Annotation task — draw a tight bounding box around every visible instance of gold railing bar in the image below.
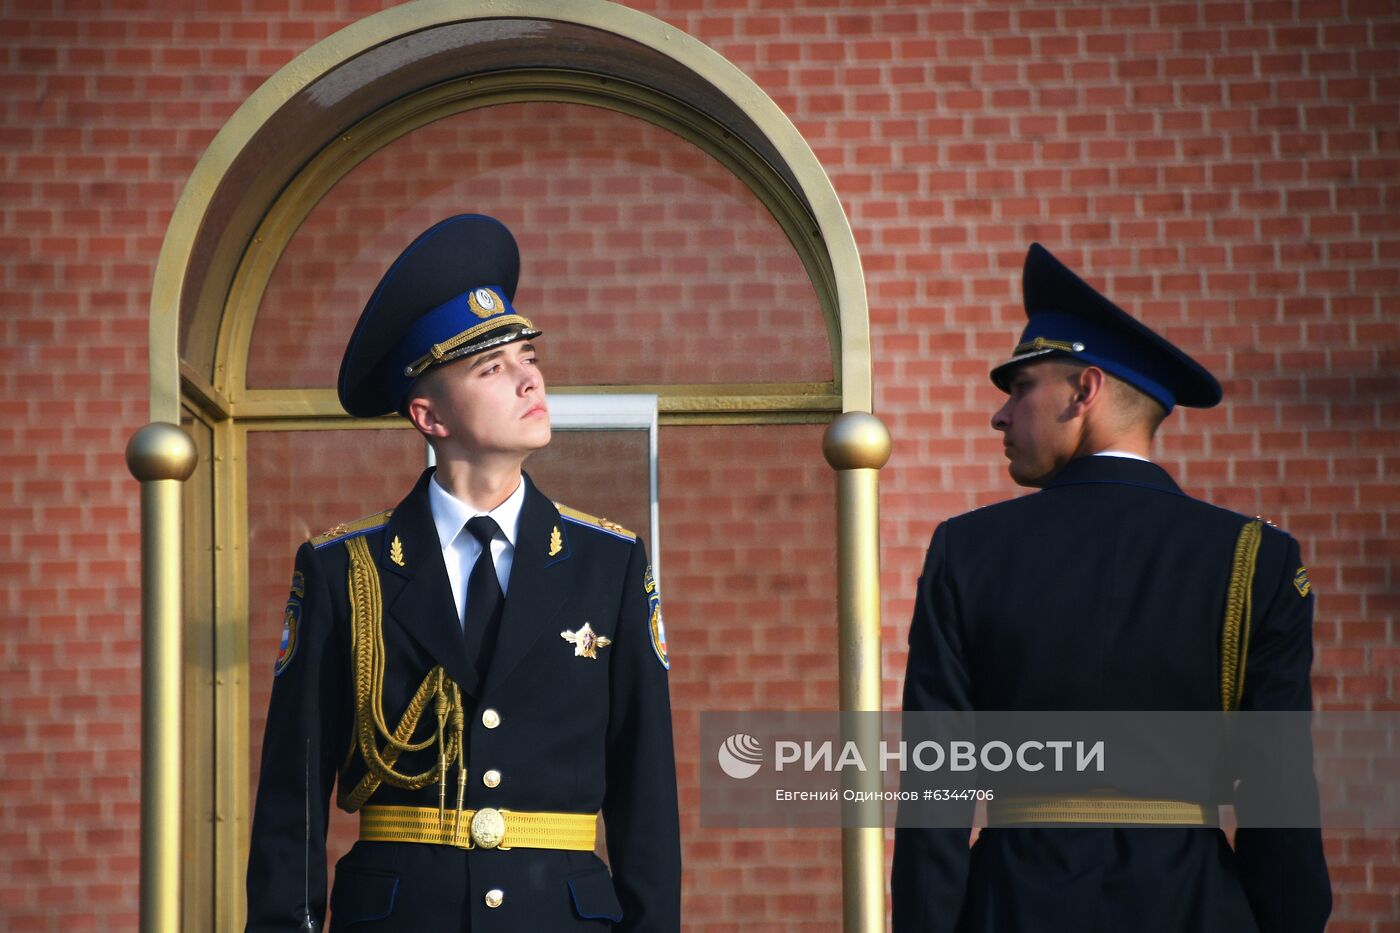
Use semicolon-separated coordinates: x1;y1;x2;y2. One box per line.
126;423;199;933
822;412;891;933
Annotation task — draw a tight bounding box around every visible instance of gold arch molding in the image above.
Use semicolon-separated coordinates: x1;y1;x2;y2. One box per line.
145;2;881;930
154;0;873;425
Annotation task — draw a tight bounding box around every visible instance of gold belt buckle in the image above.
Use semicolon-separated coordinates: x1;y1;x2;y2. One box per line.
470;807;509;849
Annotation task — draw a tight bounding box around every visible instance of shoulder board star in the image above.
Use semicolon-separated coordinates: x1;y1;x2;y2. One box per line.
311;509;394;548
555;503;636;542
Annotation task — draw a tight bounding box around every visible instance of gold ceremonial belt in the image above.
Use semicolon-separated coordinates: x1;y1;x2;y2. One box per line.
359;804;598;851
987;795;1218;827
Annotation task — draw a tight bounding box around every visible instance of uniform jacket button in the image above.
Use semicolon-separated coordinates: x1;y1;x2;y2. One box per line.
484;888;504;908
481;708;501;729
483;769;501;788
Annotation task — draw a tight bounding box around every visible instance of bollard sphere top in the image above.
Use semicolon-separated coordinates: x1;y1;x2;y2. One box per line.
126;422;198;482
822;411;891;471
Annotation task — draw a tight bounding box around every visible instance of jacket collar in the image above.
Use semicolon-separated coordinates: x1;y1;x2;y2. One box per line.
426;470;527;552
483;472;575;694
374;469;575;699
378;469;479;697
1043;454;1185;497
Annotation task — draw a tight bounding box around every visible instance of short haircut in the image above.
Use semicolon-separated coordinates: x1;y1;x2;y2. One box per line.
1104;371;1168;436
1053;360;1169;437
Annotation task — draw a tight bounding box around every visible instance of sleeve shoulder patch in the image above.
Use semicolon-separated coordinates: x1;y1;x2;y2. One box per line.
644;564;670;670
310;509;393;548
1293;566;1312;598
274;570;306;677
554;503;636;542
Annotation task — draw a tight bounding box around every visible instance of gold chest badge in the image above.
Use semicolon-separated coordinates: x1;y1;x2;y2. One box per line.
561;622;611;659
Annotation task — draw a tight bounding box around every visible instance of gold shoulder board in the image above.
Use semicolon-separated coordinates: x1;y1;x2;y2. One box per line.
555;504;636;542
310;509;394;548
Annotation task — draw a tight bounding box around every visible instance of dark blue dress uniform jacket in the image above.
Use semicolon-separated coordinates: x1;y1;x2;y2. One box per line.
891;455;1330;933
246;470;681;931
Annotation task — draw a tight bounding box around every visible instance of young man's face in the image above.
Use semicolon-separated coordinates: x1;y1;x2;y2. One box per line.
990;360;1082;487
418;340;551;463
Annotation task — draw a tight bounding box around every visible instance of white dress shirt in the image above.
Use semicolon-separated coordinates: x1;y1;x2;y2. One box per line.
1093;449;1151;462
428;472;525;629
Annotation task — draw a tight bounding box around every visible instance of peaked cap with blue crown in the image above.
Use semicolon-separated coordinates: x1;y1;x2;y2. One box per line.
338;214;541;418
990;244;1222;413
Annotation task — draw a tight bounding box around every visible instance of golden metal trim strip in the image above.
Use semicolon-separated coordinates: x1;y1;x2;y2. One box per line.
180;360;232;421
211;418;249;926
233;411;836;432
229;384;842;423
176;410;216;932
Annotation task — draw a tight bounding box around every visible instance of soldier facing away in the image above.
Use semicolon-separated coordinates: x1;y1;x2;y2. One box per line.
891;244;1330;933
246;215;681;931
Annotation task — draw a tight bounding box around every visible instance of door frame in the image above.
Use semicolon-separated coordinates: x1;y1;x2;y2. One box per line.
145;3;880;928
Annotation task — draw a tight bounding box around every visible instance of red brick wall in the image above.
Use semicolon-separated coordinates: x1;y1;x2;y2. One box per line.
2;1;1396;929
247;102;830;389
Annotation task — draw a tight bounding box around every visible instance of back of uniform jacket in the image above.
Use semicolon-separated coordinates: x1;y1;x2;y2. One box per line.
891;455;1330;933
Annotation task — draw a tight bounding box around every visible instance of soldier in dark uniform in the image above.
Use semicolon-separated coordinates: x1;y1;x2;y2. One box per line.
891;244;1330;932
246;215;681;931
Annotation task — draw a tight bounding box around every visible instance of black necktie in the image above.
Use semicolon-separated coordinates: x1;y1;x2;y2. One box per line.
463;515;505;683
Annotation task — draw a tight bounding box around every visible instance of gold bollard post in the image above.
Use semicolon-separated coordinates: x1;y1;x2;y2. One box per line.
126;422;198;933
822;412;892;933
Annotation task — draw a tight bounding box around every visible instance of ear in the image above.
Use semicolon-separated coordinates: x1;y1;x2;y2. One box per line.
1067;366;1107;416
405;390;447;439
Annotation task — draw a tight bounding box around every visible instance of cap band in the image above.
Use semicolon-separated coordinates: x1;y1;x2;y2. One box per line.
1013;336;1085;356
994;309;1178;412
382;284;541;411
403;314;537;378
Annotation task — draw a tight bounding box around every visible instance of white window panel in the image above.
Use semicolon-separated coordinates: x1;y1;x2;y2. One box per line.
427;393;662;587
